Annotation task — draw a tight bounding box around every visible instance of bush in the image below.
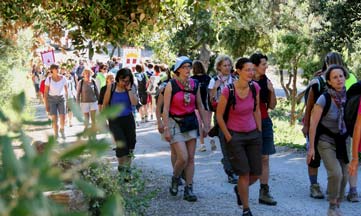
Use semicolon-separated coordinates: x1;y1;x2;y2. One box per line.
81;162;157;216
270;98;305;149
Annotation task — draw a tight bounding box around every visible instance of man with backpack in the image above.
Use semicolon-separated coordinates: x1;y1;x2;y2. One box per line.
250;53;277;206
134;64;149;123
302;69;327;199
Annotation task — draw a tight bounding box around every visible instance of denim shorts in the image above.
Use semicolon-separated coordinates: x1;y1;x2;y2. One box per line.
48;95;66;115
261;117;276;155
225;129;263;176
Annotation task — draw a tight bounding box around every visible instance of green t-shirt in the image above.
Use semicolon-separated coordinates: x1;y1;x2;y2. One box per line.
96;73;106;89
345;73;358;90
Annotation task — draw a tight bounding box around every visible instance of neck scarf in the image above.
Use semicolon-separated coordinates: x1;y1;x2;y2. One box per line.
176;77;192;106
327;87;347;134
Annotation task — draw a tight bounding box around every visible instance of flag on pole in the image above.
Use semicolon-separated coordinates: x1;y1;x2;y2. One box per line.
40;50;56;67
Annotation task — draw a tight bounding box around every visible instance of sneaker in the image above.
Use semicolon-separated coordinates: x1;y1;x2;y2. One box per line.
210;139;217;151
234;185;242;206
227;173;238;184
259;185;277;206
310;183;325;199
169;176;180;196
346;192;359;202
242;209;253;216
198;144;206;152
183;184;197;202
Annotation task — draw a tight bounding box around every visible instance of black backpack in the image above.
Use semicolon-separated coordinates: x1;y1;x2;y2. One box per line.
304;76;327;104
136;73;147;93
208;81;256;137
344;81;361;137
207;75;236;112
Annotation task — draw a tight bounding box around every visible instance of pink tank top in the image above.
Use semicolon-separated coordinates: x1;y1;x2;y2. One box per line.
169;79;197;116
222;82;260;132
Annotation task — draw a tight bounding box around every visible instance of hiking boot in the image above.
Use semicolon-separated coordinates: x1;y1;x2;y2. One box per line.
234;185;242;206
210;139;217;151
327;205;341;216
242;209;253;216
59;128;65;139
183;184;197;202
198;144;206;152
310;183;325;199
227;173;238;184
169;176;180;196
346;192;359;202
259;185;277;206
178;177;183;186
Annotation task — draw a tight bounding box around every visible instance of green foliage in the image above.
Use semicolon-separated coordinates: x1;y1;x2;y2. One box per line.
270;98;305;148
0;91;130;215
81;162;156;216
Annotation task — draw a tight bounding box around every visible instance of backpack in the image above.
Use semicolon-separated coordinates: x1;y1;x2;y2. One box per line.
207;75;236;112
79;79;99;100
344;81;361;137
136;73;147;93
208;81;257;137
170;78;199;99
304;76;327;104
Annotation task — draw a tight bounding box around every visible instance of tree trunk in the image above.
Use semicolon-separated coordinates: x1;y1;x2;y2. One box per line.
279;69;290;98
199;43;211;71
109;45;116;58
290;65;298;125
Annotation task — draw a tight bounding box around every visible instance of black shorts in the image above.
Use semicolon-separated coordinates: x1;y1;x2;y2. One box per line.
139;93;148;105
108;114;136;158
225;129;263;176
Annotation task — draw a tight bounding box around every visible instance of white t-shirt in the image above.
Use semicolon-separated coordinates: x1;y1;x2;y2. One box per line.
45;76;67;96
208;75;234;101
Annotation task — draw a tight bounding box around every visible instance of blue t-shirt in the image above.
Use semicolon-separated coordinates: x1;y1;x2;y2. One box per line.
110;91;133;117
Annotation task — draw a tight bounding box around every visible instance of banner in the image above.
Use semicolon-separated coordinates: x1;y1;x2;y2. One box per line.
122;47;141;72
40;50;55;67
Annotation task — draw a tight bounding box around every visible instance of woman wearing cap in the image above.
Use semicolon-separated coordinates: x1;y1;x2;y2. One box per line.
44;64;68;139
162;56;209;202
76;68;99;136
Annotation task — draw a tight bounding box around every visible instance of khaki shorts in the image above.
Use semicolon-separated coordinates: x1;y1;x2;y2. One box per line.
168;117;197;144
80;101;98;113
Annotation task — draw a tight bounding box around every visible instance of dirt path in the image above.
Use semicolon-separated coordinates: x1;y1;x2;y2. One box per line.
25;101;361;216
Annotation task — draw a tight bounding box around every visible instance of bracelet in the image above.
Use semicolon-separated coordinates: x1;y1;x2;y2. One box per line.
163;126;169;130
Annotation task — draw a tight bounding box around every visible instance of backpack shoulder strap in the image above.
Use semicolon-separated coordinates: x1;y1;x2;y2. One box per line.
321;92;331;117
223;83;235;123
170;79;181;98
249;81;257;112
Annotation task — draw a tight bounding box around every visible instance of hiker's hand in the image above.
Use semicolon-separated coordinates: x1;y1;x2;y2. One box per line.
267;79;274;92
349;159;359;176
158;122;164;133
301;125;309;137
164;128;171;142
225;134;232;143
307;148;315;165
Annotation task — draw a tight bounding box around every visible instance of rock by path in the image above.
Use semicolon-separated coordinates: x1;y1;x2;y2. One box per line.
25;101;361;216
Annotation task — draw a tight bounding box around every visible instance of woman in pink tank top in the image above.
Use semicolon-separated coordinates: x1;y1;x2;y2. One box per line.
216;57;262;216
162;56;209;202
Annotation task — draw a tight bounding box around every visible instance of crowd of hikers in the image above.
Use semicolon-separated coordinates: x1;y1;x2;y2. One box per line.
29;51;361;216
